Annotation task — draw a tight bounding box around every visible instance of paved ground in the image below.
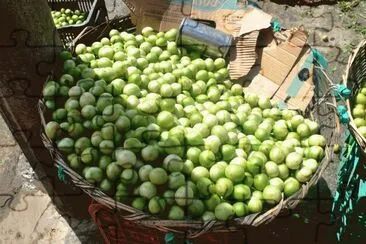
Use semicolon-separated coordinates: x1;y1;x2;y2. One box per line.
0;0;365;243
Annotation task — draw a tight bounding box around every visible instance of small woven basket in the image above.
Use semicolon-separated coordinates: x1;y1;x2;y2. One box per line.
38;15;339;239
344;40;366;152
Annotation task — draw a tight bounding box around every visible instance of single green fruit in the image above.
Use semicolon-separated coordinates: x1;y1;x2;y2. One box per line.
215;202;234;221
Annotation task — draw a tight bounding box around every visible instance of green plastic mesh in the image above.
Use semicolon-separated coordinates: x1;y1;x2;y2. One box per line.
332;130;366;241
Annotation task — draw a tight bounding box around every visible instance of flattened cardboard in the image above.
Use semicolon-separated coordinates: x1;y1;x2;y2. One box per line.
261;29;308;85
245;73;280;98
246;27;314;111
228;31;259;80
273;47;315;110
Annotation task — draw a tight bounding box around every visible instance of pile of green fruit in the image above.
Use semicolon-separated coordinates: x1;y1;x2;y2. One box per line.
43;26;326;221
352;85;366;137
51;8;86;28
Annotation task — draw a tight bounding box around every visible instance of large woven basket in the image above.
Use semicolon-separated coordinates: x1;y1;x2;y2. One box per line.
38;15;339;238
344;40;366;152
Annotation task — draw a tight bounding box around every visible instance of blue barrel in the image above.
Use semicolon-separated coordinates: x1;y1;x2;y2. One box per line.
176;18;233;58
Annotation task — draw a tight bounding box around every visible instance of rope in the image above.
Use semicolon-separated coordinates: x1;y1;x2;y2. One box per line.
57;165;67;183
165;232;175;244
333;84;351;101
337;105;351;125
312;48;328;69
271;21;281;33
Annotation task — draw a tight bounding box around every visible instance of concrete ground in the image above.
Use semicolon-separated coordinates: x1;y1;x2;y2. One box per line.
0;0;365;243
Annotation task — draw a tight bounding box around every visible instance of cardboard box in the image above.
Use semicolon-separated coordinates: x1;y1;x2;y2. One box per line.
122;0;316;111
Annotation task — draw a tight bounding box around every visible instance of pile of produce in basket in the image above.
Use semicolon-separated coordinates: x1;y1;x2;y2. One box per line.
42;26;326;221
351;86;366;136
51;8;87;28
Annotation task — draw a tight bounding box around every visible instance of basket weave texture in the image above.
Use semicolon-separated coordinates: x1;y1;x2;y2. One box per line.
345;40;366;151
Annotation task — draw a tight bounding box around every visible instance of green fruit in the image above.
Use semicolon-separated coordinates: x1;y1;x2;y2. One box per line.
247;197;263;213
233;202;248;217
139;181;157;199
68;154;83;170
191;166;209;182
295;167;313;183
253;173;269;191
308;134;326;147
132;197;146;211
215;178;233;198
163;154;184;172
188;199;205;218
81;147;99;164
45;121;61;140
285;152;303;170
84;167;103;183
204;194;221;212
243;172;254;187
199;150;216;168
297;123;311;138
202;211;216;222
163;190;176;205
114;116;130;133
138;165;153;182
149;168;168;185
197;177;214;196
99;140;114;154
269;147;285;164
284;178;300;197
215;202;234;221
269;177;284;191
263;185;282;204
141;145;159;162
233;184;251;201
168;172;186;190
96;93;114;113
175;185;194;206
168;205;185;220
278;164;290;180
115;149;137;168
74;137;91;155
157;111;176;130
148;196;165;214
100;179;114;194
302;158;318;173
57;137;74;154
79;92;96;108
356;93;366;105
120;168;138;185
209;164;226;182
123;138;144;153
225;164;245;183
98;155;112;170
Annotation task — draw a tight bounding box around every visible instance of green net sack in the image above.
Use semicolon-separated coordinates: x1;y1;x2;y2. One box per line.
332;130;366;242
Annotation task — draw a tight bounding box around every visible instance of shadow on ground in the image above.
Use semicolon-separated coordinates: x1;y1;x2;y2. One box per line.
258;0;337;7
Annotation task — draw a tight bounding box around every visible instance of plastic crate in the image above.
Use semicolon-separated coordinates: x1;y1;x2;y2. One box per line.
47;0;108;47
332;131;366;242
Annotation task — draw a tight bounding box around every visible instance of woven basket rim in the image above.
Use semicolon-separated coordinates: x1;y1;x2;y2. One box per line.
344;39;366;150
38;18;338;237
